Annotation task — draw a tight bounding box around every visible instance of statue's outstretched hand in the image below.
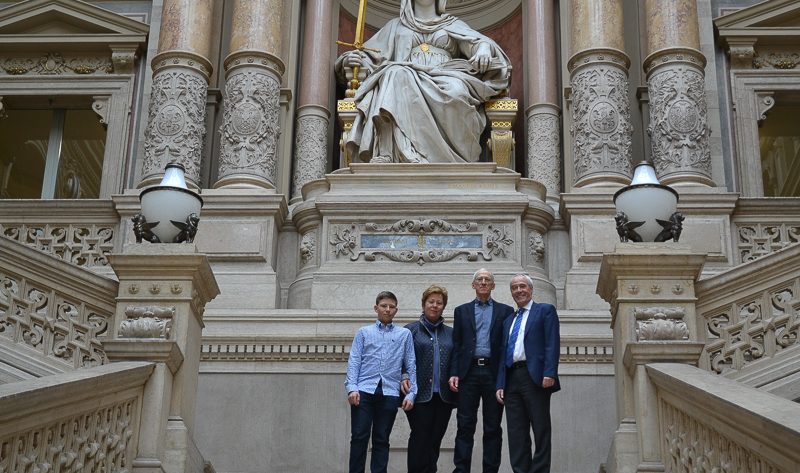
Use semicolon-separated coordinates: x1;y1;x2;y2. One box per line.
469;42;492;74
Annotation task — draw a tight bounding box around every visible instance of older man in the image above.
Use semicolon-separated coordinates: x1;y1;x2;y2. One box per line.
496;274;560;473
449;269;514;472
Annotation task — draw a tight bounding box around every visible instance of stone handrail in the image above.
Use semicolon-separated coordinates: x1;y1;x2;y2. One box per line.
0;200;120;271
0;236;117;376
647;363;800;473
0;361;154;472
696;243;800;374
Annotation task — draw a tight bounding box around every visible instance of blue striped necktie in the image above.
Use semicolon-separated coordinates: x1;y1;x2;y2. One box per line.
506;307;525;367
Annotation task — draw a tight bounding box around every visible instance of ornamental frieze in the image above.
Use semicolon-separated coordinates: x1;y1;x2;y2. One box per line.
0;52;113;75
328;219;515;265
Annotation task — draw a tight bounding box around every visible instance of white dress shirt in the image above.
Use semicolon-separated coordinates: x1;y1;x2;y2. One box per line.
510;301;534;363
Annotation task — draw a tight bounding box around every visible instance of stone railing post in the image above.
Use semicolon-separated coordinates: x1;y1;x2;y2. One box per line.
214;0;286;189
569;0;633;187
643;0;714;187
597;243;706;473
140;0;215;188
104;244;220;473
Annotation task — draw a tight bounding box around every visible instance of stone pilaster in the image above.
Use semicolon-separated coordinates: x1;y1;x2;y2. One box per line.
568;0;632;187
525;0;561;201
597;244;706;473
140;0;215;188
291;0;334;202
104;244;219;473
215;0;286;189
644;0;714;187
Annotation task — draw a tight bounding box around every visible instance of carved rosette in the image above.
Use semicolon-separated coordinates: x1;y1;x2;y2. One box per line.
645;48;713;185
142;52;211;185
568;49;633;186
216;52;285;188
292;111;329;199
526;107;561;196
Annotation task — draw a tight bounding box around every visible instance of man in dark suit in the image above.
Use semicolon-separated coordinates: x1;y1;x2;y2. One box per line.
449;269;514;472
496;273;560;473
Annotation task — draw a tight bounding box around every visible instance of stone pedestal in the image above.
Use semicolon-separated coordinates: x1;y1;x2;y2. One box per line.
105;244;219;473
597;244;706;473
289;164;556;310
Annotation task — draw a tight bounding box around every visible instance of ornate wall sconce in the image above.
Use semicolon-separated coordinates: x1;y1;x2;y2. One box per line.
133;163;203;243
613;161;684;243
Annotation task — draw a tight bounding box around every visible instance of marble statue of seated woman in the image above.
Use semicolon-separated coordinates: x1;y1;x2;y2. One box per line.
335;0;511;164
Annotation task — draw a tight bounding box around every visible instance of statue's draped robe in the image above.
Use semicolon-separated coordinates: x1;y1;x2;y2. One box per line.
337;13;510;163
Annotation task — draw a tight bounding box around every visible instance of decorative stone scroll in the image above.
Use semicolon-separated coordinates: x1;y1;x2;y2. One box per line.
292;112;329;199
0;52;113;75
526;105;561;197
633;306;689;341
0;272;109;368
0;223;114;268
736;223;800;263
119;305;175;339
141;52;212;186
568;49;633;186
216;51;285;188
645;48;712;185
329;219;515;265
661;400;784;473
753;50;800;70
0;397;138;472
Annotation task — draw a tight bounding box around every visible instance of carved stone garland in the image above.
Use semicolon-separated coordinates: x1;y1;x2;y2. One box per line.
568;49;633;186
216;51;285;188
142;52;212;186
645;48;712;185
292;112;330;199
526;105;561;197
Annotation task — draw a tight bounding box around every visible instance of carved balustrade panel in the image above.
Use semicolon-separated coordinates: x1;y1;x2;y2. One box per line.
0;270;110;369
735;223;800;263
0;397;138;473
0;223;115;268
700;277;799;374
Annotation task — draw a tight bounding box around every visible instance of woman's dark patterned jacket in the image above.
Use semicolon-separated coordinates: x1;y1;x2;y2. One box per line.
405;317;457;405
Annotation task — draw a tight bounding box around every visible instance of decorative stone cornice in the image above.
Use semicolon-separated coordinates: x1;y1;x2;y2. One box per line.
567;47;631;74
151;50;213;80
223;49;285;77
643;47;707;76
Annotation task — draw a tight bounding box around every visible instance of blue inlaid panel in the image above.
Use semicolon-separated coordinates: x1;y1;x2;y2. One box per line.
361;235;418;249
425;235;482;249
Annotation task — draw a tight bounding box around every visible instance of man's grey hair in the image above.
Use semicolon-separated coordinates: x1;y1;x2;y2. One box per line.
510;273;534;289
472;268;495;282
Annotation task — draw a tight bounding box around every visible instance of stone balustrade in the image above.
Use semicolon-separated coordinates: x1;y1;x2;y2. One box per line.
647;363;800;473
696;243;800;377
0;236;116;377
0;362;153;472
730;198;800;264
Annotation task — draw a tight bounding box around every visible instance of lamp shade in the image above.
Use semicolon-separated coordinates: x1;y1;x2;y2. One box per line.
139;164;203;243
613;161;678;242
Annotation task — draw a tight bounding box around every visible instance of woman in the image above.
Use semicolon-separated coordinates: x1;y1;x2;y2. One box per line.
402;284;457;472
336;0;511;163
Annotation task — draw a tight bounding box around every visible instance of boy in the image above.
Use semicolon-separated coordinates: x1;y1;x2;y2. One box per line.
345;291;417;473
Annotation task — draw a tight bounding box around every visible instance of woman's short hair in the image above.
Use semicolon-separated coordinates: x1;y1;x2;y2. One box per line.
421;284;448;307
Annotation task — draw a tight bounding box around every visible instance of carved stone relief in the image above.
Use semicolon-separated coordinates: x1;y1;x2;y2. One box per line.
142;69;208;183
633;306;689;341
736;223;800;263
528;231;545;264
526;112;561;196
329;219;515;265
292;114;329;198
119;305;175;339
300;232;316;268
646;52;711;179
0;397;138;472
0;272;108;368
753;50;800;70
0;52;113;75
0;223;114;268
218;68;281;186
569;52;633;183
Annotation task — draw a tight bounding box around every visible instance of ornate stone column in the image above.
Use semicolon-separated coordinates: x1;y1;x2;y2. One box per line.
141;0;215;188
214;0;285;189
644;0;714;187
568;0;632;187
291;0;333;203
525;0;561;202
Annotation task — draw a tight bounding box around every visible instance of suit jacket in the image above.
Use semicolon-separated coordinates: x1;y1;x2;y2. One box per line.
496;302;561;392
405;318;457;404
451;298;514;381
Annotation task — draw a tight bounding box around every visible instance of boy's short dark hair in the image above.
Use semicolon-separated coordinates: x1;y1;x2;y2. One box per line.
375;291;398;305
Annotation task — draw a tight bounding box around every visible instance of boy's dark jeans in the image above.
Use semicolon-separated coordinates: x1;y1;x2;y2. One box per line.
349;384;400;473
